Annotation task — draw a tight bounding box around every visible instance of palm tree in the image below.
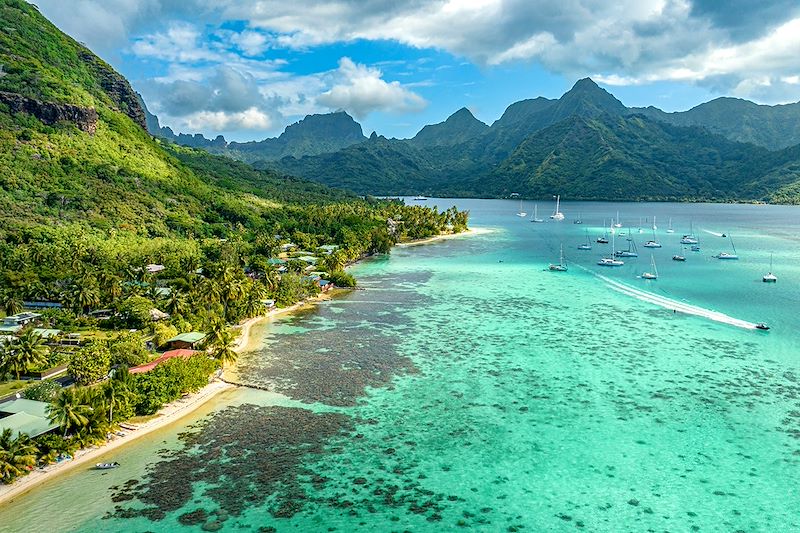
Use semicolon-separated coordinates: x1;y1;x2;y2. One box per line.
165;290;189;317
0;291;22;317
103;367;133;423
5;330;49;380
209;326;238;367
0;429;38;484
47;389;92;437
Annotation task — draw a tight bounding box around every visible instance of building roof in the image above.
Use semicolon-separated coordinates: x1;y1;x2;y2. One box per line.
0;398;52;418
146;263;166;273
32;328;61;339
0;411;58;438
129;349;198;374
166;332;207;344
267;258;286;265
0;324;22;334
297;255;318;263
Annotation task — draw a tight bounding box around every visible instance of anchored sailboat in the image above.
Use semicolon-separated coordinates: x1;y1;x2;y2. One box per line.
530;204;544;223
672;247;686;262
597;219;609;243
641;254;658;279
549;244;568;271
680;221;699;245
715;234;739;260
666;217;675;233
577;230;592;250
550;195;565;220
516;199;527;217
598;232;624;266
762;253;777;282
615;235;639;258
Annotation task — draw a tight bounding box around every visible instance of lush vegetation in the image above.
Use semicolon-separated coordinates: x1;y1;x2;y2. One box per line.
267;79;800;203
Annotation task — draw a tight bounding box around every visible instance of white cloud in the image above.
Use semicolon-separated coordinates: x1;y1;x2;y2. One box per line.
317;58;427;118
181;107;274;131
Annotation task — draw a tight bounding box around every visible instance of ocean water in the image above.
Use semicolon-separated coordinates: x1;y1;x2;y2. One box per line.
2;199;799;532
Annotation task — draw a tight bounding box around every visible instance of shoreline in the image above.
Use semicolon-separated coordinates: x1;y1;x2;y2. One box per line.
0;228;478;505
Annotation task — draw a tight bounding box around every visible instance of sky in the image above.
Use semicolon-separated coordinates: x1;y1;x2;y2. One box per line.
35;0;800;142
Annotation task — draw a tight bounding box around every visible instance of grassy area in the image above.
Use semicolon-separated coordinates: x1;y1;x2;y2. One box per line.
0;379;29;398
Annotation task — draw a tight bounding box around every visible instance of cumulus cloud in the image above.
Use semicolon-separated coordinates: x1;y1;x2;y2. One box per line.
317;58;427;118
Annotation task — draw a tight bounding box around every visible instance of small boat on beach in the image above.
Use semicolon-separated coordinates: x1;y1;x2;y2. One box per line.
95;462;120;470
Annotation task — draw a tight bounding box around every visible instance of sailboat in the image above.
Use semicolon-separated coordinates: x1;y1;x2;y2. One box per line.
680;221;699;245
715;234;739;259
516;199;527;218
762;253;777;282
641;254;658;279
577;230;592;250
598;232;624;266
652;216;657;231
596;219;609;243
549;244;568;271
643;223;661;248
637;217;644;234
672;247;686;261
530;204;544;223
550;195;565;220
573;212;583;224
615;235;639;258
613;211;622;228
666;217;675;233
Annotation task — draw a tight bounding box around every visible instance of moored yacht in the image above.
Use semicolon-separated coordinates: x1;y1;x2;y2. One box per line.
531;204;544;223
715;235;738;260
641;254;658;279
577;230;592;250
666;217;675;233
615;236;638;258
550;195;565;221
762;253;777;282
598;233;624;266
549;244;568;271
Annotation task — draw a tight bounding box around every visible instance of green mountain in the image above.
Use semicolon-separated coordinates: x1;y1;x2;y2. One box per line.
409;107;488;148
268;79;800;202
631;97;800;150
150;108;366;162
0;0;453;246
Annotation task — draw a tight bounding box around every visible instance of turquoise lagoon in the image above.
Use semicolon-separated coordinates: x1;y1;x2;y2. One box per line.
1;199;799;532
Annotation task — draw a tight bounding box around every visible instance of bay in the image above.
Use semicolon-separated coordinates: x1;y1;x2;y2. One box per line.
2;199;799;532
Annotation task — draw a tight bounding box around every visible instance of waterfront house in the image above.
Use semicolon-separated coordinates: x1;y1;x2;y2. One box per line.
0;398;59;438
2;312;42;327
129;349;198;374
164;331;207;350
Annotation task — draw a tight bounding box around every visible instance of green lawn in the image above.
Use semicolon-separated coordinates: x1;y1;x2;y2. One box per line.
0;379;29;398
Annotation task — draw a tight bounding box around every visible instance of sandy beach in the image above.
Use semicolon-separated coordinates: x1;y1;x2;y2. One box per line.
0;229;477;505
396;227;491;247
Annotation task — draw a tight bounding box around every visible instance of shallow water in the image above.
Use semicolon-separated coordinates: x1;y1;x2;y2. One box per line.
2;199;799;532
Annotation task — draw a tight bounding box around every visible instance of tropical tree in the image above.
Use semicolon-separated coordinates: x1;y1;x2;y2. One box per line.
68;342;111;385
47;388;92;437
0;429;38;484
0;290;23;316
4;330;49;380
165;289;189;317
208;325;238;367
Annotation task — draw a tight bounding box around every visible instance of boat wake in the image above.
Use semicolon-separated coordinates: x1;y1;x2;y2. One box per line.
595;273;758;329
703;229;724;237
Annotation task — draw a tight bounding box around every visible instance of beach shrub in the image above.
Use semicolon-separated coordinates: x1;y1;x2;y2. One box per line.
326;270;356;288
22;379;61;402
131;356;218;415
109;332;149;367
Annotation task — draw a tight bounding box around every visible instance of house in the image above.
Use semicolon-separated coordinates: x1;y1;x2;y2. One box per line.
146;264;166;273
267;258;286;266
297;255;318;265
32;328;61;340
261;299;276;310
2;312;41;327
164;332;207;350
318;244;339;255
23;301;62;310
129;349;198;374
0;398;59;438
280;243;297;252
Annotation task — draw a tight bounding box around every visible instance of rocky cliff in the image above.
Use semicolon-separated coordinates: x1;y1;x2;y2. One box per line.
0;90;98;133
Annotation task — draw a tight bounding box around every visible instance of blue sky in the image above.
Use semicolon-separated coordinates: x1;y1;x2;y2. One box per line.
37;0;800;142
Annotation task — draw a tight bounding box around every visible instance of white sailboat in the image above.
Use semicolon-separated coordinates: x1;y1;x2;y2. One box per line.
641;254;658;279
613;211;622;228
672;247;686;262
597;219;609;243
577;230;592;250
643;223;661;248
666;217;675;233
598;232;624;266
680;221;698;245
549;244;568;271
516;199;527;217
530;204;544;223
652;216;657;231
615;234;639;258
762;253;777;282
715;234;739;260
550;195;564;220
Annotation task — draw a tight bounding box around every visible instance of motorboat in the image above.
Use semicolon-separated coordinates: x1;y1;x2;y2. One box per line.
755;323;770;331
95;462;120;470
